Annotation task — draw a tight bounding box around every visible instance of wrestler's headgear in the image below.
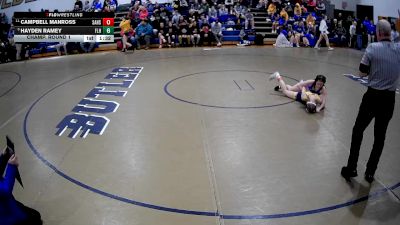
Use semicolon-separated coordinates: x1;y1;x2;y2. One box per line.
306;101;317;113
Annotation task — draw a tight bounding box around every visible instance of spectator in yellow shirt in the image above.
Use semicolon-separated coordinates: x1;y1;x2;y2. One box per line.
119;16;133;52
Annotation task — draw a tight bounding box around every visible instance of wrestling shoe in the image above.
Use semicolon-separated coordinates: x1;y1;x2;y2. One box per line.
269;71;281;81
364;173;374;183
341;166;358;182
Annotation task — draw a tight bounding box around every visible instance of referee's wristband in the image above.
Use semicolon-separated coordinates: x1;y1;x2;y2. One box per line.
359;63;370;74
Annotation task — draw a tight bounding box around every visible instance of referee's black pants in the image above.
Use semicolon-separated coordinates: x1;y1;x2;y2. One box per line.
347;87;395;176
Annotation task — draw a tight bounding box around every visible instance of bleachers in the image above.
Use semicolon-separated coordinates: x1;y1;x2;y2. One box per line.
29;3;326;56
113;3;260;47
251;7;277;43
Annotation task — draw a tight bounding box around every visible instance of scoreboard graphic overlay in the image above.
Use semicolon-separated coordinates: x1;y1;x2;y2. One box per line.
13;12;115;43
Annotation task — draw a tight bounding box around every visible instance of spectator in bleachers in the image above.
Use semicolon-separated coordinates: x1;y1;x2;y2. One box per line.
225;0;234;14
198;13;209;28
348;20;356;48
188;8;200;22
173;0;180;11
274;30;292;47
152;5;162;21
356;19;367;48
200;21;212;46
7;24;15;46
149;15;160;36
134;18;153;50
344;15;353;32
103;0;117;12
306;13;316;33
293;21;310;47
294;3;302;21
178;16;190;46
306;0;316;12
159;5;172;22
179;0;190;14
256;0;267;10
80;41;96;53
138;5;149;20
55;42;67;56
362;16;370;28
189;19;201;46
6;24;20;61
314;0;325;16
366;19;375;45
332;21;347;47
120;16;133;52
244;9;254;30
129;4;139;24
190;1;201;15
271;13;280;33
267;2;277;17
330;18;338;32
83;1;91;11
314;14;333;50
0;13;8;25
336;12;343;25
284;2;293;16
219;4;229;16
237;28;251;46
74;0;83;11
199;0;210;15
279;8;289;25
92;0;103;12
208;5;218;20
172;10;182;25
158;21;168;48
300;3;308;14
211;19;223;47
166;21;178;47
143;0;152;8
287;23;294;43
0;41;12;63
153;2;161;12
73;4;82;12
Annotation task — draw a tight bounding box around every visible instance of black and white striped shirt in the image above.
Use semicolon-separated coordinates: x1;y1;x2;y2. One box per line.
361;40;400;91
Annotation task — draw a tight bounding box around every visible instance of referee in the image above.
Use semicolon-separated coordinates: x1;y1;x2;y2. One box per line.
341;19;400;183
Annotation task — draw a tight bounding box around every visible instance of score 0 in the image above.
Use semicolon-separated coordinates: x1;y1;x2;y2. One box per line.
102;18;114;26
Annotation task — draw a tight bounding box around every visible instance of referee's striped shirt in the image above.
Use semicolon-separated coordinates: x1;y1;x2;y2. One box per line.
361;40;400;91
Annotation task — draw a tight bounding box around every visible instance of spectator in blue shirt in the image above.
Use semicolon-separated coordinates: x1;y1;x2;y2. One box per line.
134;19;153;50
366;20;376;45
0;152;42;225
92;0;102;12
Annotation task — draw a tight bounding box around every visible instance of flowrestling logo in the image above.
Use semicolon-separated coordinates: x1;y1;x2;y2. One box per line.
55;67;143;138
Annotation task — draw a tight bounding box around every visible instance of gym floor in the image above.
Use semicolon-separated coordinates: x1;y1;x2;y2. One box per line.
1;46;399;225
